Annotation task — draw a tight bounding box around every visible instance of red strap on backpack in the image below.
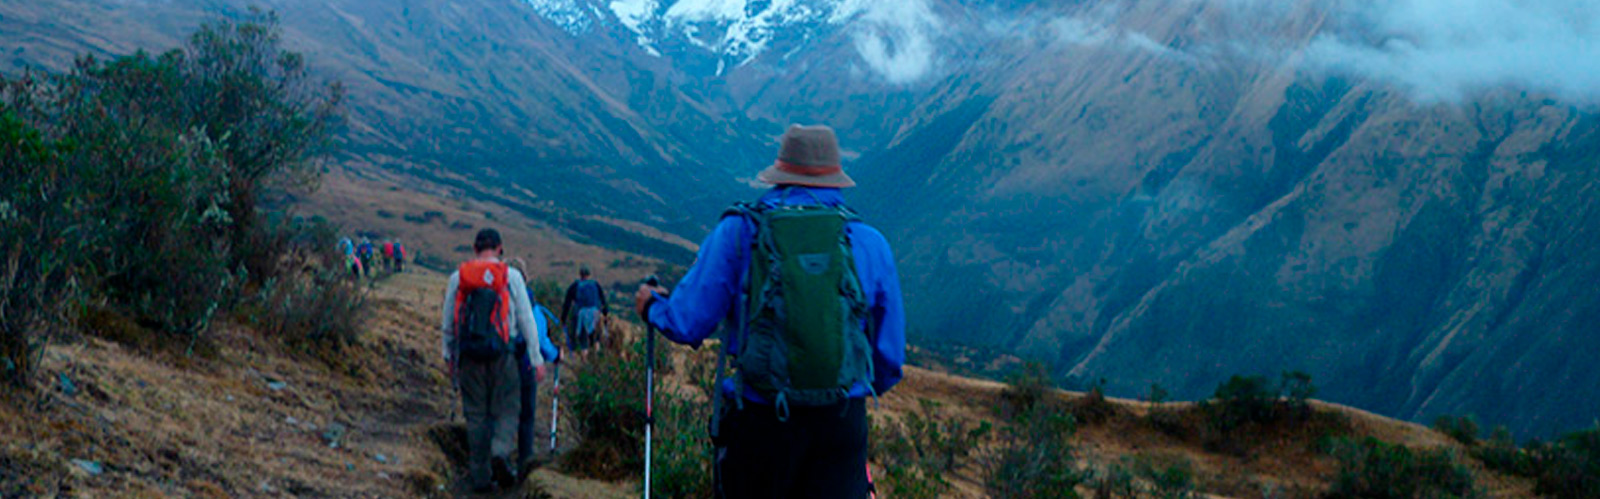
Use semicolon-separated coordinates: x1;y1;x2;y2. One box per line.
455;261;512;343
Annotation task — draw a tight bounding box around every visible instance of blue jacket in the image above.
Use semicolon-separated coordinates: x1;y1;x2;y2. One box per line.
646;187;906;402
532;303;560;363
516;302;562;368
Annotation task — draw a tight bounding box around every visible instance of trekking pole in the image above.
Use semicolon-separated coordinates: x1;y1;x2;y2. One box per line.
548;356;561;456
642;275;659;499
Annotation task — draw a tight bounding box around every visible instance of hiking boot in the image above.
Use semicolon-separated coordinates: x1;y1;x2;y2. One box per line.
491;456;516;490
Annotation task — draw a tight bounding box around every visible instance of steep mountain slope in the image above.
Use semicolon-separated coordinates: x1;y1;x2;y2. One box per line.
845;0;1600;438
0;0;768;260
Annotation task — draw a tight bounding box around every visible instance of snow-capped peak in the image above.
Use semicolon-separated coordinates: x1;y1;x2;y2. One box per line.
523;0;944;82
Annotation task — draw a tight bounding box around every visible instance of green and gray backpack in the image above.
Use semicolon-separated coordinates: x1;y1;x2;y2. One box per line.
720;200;874;419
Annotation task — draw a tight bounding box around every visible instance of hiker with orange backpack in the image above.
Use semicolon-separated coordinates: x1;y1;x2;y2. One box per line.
382;240;396;272
634;125;905;498
441;229;546;492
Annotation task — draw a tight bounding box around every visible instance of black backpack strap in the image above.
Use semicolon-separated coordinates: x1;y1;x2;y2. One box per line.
711;201;763;434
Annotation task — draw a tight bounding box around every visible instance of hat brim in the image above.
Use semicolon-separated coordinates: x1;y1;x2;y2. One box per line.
756;163;856;188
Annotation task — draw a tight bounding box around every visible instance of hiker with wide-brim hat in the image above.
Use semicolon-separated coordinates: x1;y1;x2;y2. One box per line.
635;124;906;498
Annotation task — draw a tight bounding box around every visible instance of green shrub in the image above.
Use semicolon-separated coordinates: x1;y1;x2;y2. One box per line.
652;390;713;498
1207;375;1278;431
1203;372;1319;433
0;110;89;388
1325;437;1477;499
0;8;346;380
1280;370;1317;411
1136;457;1196;499
1091;455;1196;499
239;216;367;354
880;464;947;499
1528;427;1600;499
872;398;990;497
909;399;992;472
563;332;715;498
999;361;1051;418
1068;381;1122;425
564;335;646;480
1091;461;1139;499
1433;415;1481;446
985;397;1087;498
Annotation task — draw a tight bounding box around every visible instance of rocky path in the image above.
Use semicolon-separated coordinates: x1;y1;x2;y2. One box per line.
0;269;631;497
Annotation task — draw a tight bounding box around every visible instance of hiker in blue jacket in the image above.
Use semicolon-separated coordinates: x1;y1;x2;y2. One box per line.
517;302;560;471
509;258;562;472
560;266;608;353
635;125;905;498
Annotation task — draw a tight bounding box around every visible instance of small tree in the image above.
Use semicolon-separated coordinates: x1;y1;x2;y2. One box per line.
0;111;88;387
1433;415;1481;446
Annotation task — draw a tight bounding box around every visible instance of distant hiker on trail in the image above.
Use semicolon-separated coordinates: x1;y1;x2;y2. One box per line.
559;266;608;354
345;252;363;280
357;238;375;277
441;229;546;492
382;240;396;272
339;237;355;257
634;125;906;498
508;259;561;472
393;240;407;273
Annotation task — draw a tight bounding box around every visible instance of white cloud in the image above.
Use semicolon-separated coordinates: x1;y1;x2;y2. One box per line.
837;0;944;85
1303;0;1600;103
1022;0;1600;103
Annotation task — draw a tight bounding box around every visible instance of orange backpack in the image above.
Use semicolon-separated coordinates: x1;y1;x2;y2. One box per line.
453;261;512;360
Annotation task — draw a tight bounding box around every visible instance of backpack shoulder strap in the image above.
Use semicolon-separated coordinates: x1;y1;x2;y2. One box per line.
721;201;764;221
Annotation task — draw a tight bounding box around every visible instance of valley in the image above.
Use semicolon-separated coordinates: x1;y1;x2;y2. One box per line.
4;0;1598;442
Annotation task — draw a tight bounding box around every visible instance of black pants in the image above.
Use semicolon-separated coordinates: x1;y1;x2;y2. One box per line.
715;397;869;499
517;356;539;467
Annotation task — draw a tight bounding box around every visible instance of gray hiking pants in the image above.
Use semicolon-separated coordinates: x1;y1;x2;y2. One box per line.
458;353;519;487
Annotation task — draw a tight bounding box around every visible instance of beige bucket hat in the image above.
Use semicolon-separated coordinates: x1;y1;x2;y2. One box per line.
755;124;856;188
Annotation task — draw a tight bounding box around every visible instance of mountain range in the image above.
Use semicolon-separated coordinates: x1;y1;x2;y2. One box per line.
4;0;1597;439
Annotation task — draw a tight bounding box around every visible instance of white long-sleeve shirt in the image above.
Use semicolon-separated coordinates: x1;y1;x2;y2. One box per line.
440;264;545;367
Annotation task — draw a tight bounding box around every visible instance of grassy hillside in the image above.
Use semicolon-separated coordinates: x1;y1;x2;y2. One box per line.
296;162;685;285
1;258;1551;497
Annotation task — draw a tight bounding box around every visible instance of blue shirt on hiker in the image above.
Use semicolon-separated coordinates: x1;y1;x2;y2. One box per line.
516;302;562;369
645;186;906;402
533;304;560;362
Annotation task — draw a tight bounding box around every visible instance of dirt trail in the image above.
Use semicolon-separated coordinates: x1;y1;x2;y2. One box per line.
1;269;630;498
371;269;633;498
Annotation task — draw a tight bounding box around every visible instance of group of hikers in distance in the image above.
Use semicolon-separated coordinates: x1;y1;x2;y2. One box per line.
440;124;906;497
340;236;408;278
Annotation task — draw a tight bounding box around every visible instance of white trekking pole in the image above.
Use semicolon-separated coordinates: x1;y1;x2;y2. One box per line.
642;275;660;499
548;356;561;456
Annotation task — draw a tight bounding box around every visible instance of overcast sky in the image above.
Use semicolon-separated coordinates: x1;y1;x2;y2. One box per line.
1305;0;1600;103
851;0;1600;103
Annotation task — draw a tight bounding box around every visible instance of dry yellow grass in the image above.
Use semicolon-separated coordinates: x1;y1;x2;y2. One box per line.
1;265;1542;498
